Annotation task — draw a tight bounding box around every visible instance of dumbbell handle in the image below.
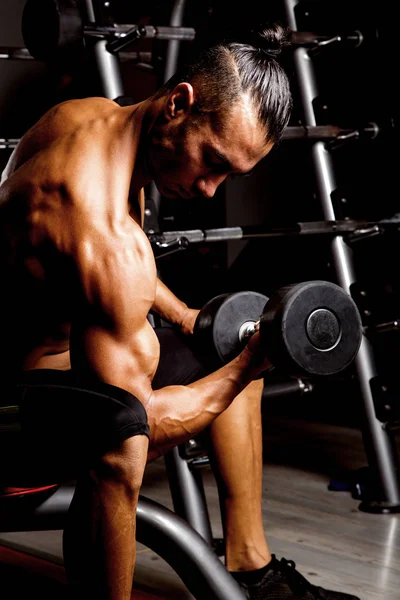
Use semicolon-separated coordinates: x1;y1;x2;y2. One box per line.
238;320;260;344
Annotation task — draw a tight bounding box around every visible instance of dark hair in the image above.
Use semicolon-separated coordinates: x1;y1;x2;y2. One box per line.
154;23;293;144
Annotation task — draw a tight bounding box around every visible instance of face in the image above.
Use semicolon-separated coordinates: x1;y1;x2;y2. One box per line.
146;89;274;200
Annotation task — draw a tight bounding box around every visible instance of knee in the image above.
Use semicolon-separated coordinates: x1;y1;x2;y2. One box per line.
91;435;148;495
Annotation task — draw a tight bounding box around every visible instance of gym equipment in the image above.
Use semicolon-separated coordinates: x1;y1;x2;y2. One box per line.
194;282;362;376
148;214;400;258
283;0;400;513
21;0;196;64
290;30;363;49
281;122;379;144
194;291;268;366
0;139;20;150
20;0;366;70
21;0;85;64
0;48;33;60
1;120;381;152
0;483;246;600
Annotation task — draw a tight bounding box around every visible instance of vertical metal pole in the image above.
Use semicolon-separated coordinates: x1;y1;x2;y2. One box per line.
283;0;400;512
164;446;214;545
148;0;188;213
92;39;124;100
82;0;96;23
82;0;124;100
163;0;188;82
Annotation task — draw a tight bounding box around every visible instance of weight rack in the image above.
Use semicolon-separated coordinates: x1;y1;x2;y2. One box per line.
282;0;400;513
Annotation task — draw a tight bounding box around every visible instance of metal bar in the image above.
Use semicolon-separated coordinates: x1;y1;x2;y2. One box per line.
282;125;343;139
149;0;189;216
105;25;146;54
84;25;196;42
283;0;400;512
367;320;400;335
138;496;246;599
164;0;189;81
262;378;313;401
148;218;400;245
1;123;381;152
164;446;214;545
290;30;363;49
83;0;96;24
0;485;245;599
0;139;20;150
0;47;33;60
282;123;379;141
92;38;124;100
144;25;195;41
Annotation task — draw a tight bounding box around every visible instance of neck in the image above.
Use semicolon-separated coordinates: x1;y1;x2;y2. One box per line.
126;96;163;195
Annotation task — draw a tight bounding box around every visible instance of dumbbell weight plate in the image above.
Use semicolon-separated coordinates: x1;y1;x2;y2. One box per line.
194;291;269;368
260;280;362;376
22;0;84;64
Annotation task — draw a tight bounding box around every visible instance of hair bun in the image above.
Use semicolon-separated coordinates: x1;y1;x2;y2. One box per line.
247;22;292;57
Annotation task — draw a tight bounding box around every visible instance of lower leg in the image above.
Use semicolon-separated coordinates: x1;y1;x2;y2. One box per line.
63;435;148;600
207;379;271;572
207;383;361;600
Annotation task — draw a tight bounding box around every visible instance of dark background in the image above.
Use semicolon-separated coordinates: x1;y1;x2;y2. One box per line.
0;0;398;425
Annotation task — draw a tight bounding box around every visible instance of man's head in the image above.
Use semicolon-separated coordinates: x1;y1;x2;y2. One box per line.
146;23;293;199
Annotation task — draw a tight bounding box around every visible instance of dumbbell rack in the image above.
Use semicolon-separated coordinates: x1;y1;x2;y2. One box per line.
283;0;400;513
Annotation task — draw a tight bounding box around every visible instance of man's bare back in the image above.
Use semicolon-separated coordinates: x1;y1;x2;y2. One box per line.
0;97;158;390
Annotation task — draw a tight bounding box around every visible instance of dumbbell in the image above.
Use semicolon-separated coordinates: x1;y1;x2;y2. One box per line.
193;280;362;377
22;0;84;64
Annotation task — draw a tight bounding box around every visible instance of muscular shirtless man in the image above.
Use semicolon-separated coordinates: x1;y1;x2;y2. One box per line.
0;22;359;600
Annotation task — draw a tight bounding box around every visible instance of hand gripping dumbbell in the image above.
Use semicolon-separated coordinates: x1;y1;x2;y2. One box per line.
193;280;362;377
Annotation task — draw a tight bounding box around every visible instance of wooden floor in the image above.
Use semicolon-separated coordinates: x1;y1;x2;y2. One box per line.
0;387;399;600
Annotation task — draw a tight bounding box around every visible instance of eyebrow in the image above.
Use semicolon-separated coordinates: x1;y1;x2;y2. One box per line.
215;151;232;170
215;151;253;177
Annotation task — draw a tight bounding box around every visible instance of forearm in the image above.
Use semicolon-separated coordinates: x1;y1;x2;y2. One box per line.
147;346;264;460
151;278;190;326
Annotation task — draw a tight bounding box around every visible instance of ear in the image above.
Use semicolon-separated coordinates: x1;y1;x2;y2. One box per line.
164;82;195;121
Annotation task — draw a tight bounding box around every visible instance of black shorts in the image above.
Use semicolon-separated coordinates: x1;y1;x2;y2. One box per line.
0;327;207;486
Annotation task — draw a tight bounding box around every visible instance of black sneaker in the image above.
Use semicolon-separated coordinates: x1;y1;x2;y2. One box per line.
231;555;360;600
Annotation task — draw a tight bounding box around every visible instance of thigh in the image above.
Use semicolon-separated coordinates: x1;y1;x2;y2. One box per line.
152;327;209;389
0;370;149;486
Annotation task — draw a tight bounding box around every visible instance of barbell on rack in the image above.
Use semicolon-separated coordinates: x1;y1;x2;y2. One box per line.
20;0;367;64
148;215;400;258
1;120;381;153
290;30;364;54
21;0;196;63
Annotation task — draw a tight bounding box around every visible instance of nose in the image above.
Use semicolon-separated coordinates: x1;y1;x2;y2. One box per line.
195;174;227;198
